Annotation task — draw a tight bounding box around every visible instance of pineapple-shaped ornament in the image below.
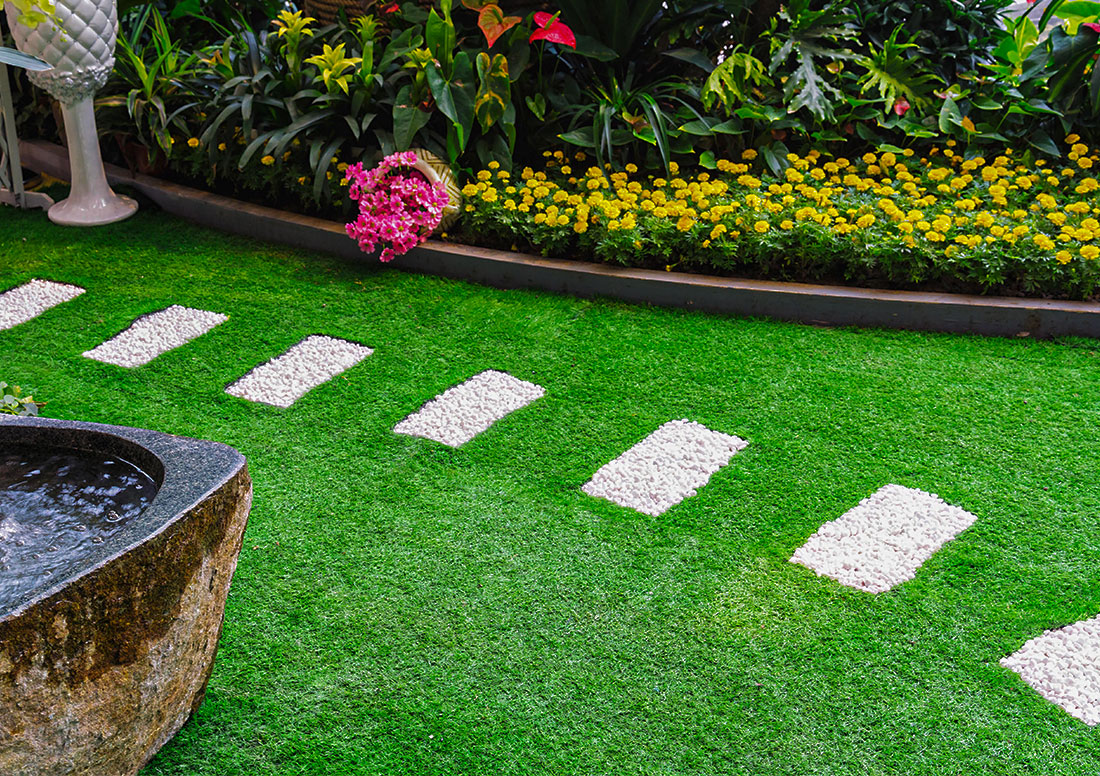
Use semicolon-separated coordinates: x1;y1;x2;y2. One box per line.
6;0;136;225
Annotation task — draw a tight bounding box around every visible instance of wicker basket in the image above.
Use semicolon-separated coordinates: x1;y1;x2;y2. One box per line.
303;0;369;24
409;148;462;231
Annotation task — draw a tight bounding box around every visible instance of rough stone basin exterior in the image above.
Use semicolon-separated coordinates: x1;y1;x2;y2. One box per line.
0;417;251;776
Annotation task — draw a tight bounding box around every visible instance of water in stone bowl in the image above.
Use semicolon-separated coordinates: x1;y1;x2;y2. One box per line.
0;445;156;609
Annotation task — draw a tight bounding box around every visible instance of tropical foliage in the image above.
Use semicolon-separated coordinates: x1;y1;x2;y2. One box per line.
8;0;1100;296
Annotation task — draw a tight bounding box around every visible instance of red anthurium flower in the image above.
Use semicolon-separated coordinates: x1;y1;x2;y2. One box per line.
893;98;911;116
529;11;576;48
379;2;400;14
1083;22;1100;33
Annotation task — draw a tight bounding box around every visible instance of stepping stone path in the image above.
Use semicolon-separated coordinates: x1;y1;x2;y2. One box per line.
394;369;545;447
582;420;747;516
1001;614;1100;726
84;306;228;367
790;484;978;593
226;335;372;408
0;279;84;331
7;278;1100;727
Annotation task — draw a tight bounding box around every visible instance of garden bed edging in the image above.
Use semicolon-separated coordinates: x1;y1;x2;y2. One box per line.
18;139;1100;339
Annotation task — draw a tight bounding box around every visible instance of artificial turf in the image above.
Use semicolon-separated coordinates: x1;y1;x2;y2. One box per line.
2;200;1100;775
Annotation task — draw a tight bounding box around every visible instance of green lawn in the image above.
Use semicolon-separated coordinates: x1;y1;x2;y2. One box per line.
3;201;1100;775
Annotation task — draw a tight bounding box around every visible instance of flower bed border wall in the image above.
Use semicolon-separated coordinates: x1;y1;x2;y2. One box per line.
19;139;1100;339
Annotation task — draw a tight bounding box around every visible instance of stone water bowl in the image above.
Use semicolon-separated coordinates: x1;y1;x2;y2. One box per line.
0;417;251;775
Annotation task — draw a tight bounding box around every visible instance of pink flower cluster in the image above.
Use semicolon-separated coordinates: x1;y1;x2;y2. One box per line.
344;151;450;262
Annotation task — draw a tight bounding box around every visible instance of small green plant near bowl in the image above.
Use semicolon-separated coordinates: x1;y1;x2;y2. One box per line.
0;382;42;416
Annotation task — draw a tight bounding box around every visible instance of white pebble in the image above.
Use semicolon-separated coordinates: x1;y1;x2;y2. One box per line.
1002;615;1100;726
226;335;372;408
790;484;978;593
83;305;227;367
394;370;545;447
582;420;747;516
0;279;84;331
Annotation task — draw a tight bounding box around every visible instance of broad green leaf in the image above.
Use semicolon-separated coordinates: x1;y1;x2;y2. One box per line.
938;95;962;132
572;34;618;62
525;93;546;121
662;48;714;73
393;85;431;150
558;129;596;148
425;61;459;125
969;96;1002;110
1027;130;1062;156
1057;1;1100;34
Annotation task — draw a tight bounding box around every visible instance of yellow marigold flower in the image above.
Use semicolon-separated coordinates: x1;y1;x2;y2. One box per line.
488;160;500;170
925;231;945;242
218;142;227;151
742;149;758;160
1056;250;1072;264
1079;157;1094;169
477;170;492;181
710;224;727;239
753;220;769;233
261;155;275;166
856;214;875;228
1083;245;1100;260
187;137;200;148
676;215;694;232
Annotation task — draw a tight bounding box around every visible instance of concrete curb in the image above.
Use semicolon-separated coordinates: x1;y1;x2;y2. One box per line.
20;139;1100;339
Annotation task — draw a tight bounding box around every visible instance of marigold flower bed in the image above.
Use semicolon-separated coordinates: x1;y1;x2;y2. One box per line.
457;136;1100;300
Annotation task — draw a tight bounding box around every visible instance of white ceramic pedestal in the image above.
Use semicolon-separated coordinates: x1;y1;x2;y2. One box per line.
49;98;135;225
7;0;137;226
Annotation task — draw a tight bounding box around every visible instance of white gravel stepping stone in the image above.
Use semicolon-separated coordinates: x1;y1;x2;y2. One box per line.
83;305;228;367
0;279;85;331
790;484;977;593
582;420;748;516
1002;615;1100;725
226;335;372;408
394;370;545;447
